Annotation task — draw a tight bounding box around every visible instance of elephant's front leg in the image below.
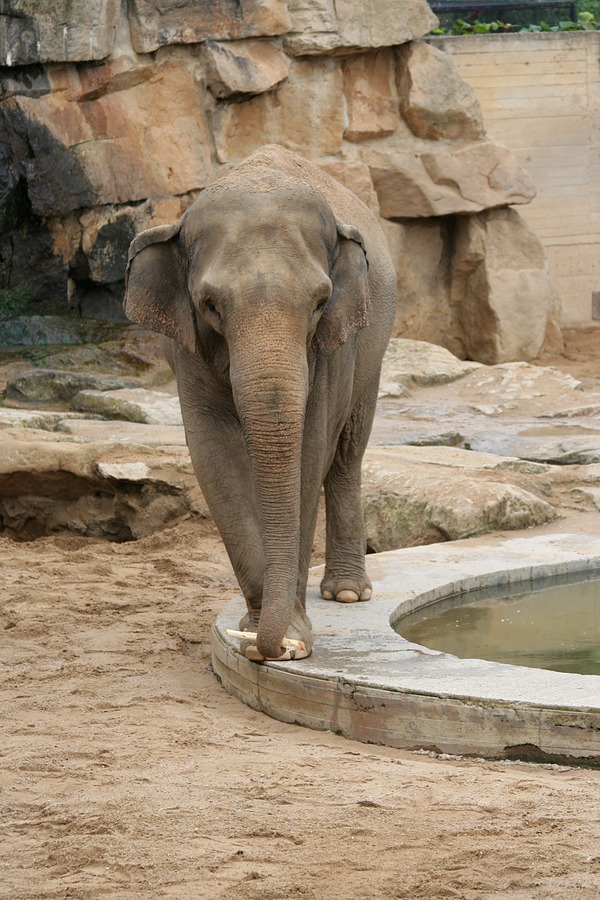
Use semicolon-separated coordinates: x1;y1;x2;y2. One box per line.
320;385;378;604
180;401;265;626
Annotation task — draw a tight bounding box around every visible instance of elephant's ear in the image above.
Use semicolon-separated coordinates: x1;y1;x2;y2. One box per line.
124;223;197;354
317;221;369;355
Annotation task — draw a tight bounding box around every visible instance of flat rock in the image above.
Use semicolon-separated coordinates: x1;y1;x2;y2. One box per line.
366;143;536;219
57;419;186;446
380;339;481;396
444;361;586;417
70;388;183;426
468;431;600;466
362;445;558;551
128;0;290;53
0;316;117;348
5;369;141;405
0;438;201;541
0;408;85;432
284;0;437;56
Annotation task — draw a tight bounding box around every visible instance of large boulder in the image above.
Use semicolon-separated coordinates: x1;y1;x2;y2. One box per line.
3;60;213;216
0;0;121;66
451;208;563;363
384;209;563;363
362;445;559;551
212;59;345;161
284;0;437;56
204;39;290;99
397;40;486;142
366;142;536;218
127;0;291;54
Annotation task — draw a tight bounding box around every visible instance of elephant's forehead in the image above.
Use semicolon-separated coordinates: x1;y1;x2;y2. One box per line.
185;182;335;245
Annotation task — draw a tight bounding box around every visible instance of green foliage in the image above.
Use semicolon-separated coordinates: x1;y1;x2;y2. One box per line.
431;10;599;35
0;285;35;320
578;1;600;18
519;11;599;31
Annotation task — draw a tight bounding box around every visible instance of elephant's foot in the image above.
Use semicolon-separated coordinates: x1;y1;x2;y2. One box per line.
238;609;312;662
320;572;372;604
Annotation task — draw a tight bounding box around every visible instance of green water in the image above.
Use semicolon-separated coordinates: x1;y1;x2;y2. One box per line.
397;575;600;675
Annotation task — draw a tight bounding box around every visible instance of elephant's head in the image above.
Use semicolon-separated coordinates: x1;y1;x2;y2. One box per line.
124;175;370;659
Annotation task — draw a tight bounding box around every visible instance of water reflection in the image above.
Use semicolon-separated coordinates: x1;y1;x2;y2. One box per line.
398;575;600;675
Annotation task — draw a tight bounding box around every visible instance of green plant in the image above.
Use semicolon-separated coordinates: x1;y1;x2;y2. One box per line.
519;11;599;31
431;10;599;35
0;284;35;319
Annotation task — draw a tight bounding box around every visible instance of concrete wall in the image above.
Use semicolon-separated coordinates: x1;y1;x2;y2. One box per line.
435;31;600;329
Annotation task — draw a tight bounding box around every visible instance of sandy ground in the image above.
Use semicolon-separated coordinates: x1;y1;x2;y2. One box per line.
1;330;600;899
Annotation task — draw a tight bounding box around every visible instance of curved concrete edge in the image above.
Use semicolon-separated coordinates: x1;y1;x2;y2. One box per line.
211;534;600;765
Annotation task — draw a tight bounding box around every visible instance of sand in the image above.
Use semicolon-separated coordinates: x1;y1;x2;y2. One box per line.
1;329;599;899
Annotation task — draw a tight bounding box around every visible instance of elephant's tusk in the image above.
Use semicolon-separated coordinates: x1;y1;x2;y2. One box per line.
225;629;306;652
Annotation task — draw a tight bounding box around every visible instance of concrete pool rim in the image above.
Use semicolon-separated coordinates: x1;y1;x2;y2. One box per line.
211;533;600;765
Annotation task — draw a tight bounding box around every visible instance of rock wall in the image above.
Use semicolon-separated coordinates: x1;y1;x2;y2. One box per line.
0;0;562;363
439;31;600;331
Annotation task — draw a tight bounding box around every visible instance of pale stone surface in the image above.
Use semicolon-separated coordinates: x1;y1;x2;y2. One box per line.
97;462;151;481
0;409;84;432
362;446;558;550
0;0;120;66
57;419;187;446
212;60;345;161
5;369;140;405
380;338;480;396
284;0;438;56
366;142;537;218
2;339;599;547
128;0;291;54
452;208;564;364
468;431;600;466
343;51;399;142
71;389;183;426
397;40;485;142
204;39;290;98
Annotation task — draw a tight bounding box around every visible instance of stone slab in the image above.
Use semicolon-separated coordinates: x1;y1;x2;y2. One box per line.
212;534;600;763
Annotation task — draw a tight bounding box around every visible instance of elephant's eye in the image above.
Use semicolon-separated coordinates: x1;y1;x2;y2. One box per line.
314;298;328;314
205;299;218;315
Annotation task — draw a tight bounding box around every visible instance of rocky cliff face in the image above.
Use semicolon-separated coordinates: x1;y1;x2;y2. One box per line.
0;0;562;362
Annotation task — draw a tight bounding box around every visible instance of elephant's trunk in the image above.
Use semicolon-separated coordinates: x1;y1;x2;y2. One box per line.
228;325;308;659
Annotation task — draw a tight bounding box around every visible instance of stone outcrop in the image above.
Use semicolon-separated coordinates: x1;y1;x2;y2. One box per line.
451;208;564;363
0;0;562;363
0;1;121;66
4;336;600;544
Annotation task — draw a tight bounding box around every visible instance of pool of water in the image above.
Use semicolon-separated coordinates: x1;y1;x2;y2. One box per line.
397;573;600;675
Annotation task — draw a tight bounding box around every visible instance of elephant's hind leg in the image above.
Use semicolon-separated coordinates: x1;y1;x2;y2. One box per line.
320;383;377;604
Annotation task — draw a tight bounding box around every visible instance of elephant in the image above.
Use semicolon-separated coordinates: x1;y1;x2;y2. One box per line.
124;145;396;662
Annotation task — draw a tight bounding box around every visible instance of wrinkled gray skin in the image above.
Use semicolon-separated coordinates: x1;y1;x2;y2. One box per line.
125;146;396;661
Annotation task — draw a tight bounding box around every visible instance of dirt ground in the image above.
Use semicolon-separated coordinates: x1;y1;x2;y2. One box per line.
1;330;599;899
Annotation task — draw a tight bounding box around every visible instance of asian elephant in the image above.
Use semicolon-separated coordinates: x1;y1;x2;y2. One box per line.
124;145;396;662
